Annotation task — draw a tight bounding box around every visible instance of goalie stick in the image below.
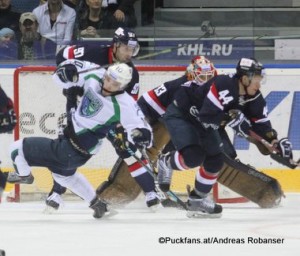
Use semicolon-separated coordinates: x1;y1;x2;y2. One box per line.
108;130;187;210
248;130;300;169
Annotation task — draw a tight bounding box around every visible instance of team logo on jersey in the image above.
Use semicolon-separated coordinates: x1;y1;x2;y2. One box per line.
80;89;103;117
189;106;201;122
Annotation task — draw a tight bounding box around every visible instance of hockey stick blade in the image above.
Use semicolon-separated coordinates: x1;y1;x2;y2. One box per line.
138;152;187;209
140;148;188;210
186;211;222;219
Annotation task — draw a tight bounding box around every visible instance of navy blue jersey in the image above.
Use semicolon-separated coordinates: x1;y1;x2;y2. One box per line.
56;44;139;100
174;74;273;139
0;86;10;110
138;75;188;123
0;86;16;133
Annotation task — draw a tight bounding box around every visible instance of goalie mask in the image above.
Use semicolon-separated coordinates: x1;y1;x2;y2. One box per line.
113;27;140;57
104;63;133;94
186;55;217;84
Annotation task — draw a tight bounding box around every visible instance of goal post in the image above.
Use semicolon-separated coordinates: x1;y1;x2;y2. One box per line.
9;65;246;204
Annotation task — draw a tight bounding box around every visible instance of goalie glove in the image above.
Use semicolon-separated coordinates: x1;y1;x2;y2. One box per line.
0;108;17;133
56;63;78;83
275;138;293;159
227;109;251;138
131;128;152;149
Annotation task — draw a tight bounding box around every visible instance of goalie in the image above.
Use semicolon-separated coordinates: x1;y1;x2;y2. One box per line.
97;57;290;211
156;58;291;217
0;85;17;197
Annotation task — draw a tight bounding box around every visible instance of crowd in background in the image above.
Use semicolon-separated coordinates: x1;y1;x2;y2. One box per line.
0;0;152;60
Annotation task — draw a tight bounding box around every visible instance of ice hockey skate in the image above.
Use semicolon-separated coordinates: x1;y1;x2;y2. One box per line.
43;192;64;214
90;197;118;219
186;189;222;218
157;154;173;192
6;171;34;184
145;191;160;211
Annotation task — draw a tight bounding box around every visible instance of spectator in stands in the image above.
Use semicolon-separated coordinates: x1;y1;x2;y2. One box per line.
18;12;56;60
0;0;21;33
32;0;76;44
141;0;154;26
0;27;17;59
101;0;137;28
141;0;163;26
79;0;103;38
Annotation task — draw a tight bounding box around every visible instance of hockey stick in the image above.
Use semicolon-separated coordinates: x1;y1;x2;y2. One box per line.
248;130;300;169
108;130;187;209
248;130;278;154
139;147;188;210
77;63;112;75
77;65;101;74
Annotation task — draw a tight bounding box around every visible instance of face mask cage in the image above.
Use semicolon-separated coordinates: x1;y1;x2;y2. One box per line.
193;66;215;84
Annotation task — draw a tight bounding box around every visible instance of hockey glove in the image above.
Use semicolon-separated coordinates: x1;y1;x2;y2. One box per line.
0;108;17;133
56;63;78;83
227;109;251;138
63;87;84;99
131;128;152;149
110;125;129;152
275;138;293;159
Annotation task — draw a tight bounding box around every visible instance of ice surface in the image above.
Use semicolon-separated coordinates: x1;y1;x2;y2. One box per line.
0;194;300;256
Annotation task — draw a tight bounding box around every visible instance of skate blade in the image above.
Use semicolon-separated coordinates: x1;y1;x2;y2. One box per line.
102;208;118;218
186;211;222;219
148;203;162;213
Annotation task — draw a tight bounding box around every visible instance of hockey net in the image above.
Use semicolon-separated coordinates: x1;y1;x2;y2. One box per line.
8;65;246;203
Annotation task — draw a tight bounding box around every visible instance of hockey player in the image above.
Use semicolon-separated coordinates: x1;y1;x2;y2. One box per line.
157;57;292;218
0;86;16;134
6;61;156;218
138;55;216;160
95;56;286;210
56;26;140;100
0;86;17;197
96;56;218;206
45;27;143;209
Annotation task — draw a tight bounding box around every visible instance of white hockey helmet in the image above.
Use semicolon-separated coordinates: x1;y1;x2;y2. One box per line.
106;63;133;90
186;55;217;84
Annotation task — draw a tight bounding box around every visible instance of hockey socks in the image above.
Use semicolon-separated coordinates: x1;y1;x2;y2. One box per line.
195;166;219;194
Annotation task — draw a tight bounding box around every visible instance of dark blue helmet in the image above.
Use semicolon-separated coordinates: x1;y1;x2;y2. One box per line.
236;58;264;78
113;27;140;56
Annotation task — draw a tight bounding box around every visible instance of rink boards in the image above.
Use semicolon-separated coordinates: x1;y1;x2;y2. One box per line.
0;66;300;194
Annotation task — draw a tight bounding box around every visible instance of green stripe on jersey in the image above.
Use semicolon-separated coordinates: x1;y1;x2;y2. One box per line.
84;74;102;82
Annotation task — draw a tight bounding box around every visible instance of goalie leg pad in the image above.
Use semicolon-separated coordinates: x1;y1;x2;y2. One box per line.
96;158;141;206
96;122;172;207
146;121;170;163
217;154;284;208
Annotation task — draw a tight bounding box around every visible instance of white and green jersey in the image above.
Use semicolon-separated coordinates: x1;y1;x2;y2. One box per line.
53;60;151;155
